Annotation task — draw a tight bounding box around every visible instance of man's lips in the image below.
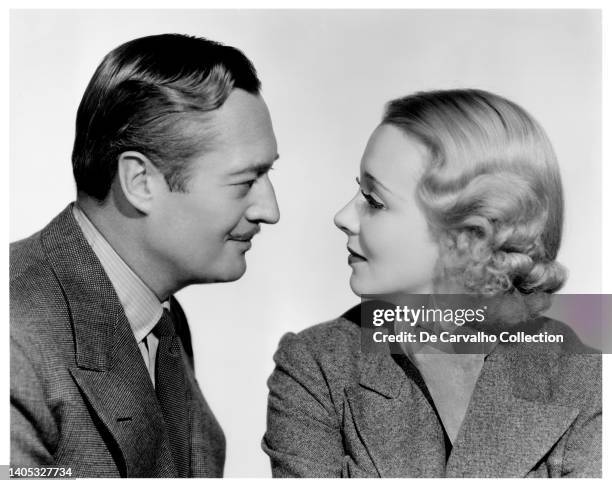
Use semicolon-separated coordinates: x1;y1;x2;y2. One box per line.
229;228;260;242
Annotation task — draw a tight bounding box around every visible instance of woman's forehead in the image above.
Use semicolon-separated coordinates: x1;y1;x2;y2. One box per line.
361;124;428;193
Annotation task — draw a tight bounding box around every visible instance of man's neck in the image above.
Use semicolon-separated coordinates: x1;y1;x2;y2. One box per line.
76;197;176;301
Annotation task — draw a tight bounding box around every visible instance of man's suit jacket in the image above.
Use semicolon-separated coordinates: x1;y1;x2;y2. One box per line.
263;305;601;477
10;206;225;477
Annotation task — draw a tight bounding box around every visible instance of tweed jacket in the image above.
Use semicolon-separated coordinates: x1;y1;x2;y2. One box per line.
263;305;601;477
10;205;225;477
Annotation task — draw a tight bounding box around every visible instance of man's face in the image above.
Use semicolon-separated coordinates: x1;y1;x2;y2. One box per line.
147;89;279;288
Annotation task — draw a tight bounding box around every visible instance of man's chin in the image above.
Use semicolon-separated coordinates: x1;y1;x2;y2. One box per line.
221;266;247;282
187;259;247;285
212;259;248;283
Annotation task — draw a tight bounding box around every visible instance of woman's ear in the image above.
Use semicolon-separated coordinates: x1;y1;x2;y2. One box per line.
116;151;165;214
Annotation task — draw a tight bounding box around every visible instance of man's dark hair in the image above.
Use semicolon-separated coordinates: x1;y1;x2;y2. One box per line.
72;33;261;200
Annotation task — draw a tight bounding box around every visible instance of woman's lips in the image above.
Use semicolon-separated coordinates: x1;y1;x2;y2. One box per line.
347;246;367;264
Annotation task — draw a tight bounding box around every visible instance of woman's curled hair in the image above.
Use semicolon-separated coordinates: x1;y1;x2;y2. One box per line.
383;89;566;318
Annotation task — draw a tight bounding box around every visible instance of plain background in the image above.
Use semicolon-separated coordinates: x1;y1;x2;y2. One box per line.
10;10;601;476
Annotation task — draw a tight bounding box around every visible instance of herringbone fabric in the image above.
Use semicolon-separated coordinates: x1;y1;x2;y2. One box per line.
263;304;602;478
72;203;162;385
10;205;226;477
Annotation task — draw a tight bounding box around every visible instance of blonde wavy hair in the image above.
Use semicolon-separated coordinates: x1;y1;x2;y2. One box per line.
383;89;566;318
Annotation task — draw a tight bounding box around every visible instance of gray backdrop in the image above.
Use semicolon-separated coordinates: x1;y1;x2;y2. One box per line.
9;9;602;476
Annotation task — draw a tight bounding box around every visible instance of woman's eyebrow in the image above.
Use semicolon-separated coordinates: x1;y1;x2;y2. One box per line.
363;171;394;195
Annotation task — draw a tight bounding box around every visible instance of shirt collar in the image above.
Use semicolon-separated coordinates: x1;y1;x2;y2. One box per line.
72;202;165;343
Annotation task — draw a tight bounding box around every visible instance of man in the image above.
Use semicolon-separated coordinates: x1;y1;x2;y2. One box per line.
10;34;279;478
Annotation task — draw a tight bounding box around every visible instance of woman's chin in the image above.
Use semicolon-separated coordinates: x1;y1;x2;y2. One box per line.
349;275;387;297
349;275;367;297
349;273;434;298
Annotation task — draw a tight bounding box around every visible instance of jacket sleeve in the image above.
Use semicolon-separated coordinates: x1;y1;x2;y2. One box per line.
262;332;345;477
560;355;602;477
10;338;58;467
562;408;601;477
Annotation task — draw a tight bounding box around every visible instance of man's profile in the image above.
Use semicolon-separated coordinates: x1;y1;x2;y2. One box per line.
10;33;279;478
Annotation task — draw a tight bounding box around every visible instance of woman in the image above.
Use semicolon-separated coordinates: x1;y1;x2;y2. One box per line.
262;89;601;477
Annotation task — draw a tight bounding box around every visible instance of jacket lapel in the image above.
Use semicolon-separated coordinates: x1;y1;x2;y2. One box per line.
42;205;177;477
347;328;580;478
446;346;580;477
345;351;447;477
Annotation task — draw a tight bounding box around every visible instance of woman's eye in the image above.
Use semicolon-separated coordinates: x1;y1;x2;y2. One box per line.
356;176;384;210
361;190;385;210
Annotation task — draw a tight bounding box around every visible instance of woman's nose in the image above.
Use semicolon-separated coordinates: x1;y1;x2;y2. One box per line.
334;192;360;235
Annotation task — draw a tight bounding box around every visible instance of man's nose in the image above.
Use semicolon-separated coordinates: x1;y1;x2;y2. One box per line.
334;192;360;235
246;174;280;224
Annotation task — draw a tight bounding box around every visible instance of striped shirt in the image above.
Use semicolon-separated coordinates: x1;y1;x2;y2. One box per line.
72;202;166;386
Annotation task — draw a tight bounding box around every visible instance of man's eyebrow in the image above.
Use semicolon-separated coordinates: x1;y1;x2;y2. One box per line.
230;154;280;176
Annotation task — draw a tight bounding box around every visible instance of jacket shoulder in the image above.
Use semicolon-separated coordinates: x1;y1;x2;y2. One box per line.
10;230;47;281
544;318;602;403
10;230;65;311
272;305;364;398
284;305;361;358
10;227;72;348
505;317;601;407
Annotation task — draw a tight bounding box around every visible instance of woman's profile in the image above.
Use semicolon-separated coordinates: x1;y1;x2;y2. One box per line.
262;89;601;478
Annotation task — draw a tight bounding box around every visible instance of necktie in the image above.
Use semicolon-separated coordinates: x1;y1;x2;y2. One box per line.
153;309;190;477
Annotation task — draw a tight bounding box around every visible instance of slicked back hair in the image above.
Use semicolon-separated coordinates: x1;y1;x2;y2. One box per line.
72;33;261;200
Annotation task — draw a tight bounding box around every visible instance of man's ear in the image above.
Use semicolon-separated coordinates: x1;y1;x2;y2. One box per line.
116;151;165;214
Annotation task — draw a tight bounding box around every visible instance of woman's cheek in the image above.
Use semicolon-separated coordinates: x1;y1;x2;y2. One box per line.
358;217;382;258
368;213;402;256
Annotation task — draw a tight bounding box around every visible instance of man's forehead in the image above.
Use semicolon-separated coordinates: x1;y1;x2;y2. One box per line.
206;120;278;176
188;131;278;177
213;89;273;135
185;89;278;175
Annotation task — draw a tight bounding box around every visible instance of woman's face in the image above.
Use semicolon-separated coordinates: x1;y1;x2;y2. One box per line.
334;124;439;296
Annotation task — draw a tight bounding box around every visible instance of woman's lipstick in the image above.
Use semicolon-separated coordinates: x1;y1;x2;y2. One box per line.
347;246;367;265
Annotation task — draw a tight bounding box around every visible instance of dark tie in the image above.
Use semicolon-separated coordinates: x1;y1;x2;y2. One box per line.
153;309;190;477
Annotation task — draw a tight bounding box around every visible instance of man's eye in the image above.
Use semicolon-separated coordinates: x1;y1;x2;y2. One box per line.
235;179;256;189
231;179;256;197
